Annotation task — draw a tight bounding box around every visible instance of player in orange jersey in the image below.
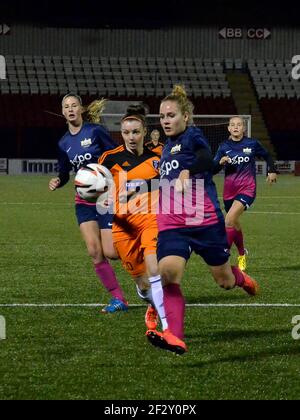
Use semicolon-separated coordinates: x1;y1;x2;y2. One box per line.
145;129;164;156
98;105;168;335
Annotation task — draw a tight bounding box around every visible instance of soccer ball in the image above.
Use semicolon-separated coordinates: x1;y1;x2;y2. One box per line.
74;163;113;202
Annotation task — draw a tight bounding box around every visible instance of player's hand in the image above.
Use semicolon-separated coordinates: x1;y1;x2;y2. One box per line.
49;177;61;191
175;170;190;193
219;156;231;165
266;173;277;185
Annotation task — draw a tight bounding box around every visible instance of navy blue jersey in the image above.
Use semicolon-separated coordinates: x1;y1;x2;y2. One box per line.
58;123;117;176
158;126;224;231
213;136;272;200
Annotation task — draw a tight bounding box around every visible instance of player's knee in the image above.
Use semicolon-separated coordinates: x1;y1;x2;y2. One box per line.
225;216;235;228
147;263;159;278
86;242;103;261
160;267;180;285
102;247;118;260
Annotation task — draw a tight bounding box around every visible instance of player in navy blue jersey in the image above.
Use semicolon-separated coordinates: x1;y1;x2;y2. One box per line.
214;116;277;271
147;86;259;355
49;94;128;313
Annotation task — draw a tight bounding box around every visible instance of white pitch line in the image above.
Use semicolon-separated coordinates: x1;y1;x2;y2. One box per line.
0;303;300;308
1;196;300;206
249;211;300;215
0;203;72;206
1;204;300;215
258;197;300;199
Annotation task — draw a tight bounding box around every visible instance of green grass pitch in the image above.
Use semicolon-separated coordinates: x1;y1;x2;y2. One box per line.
0;174;300;400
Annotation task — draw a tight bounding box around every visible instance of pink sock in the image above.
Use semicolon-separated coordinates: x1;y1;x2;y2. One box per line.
163;284;185;339
234;229;245;256
226;227;236;249
231;266;245;288
94;261;126;302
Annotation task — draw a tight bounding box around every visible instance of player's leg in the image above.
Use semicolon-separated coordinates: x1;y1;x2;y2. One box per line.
146;255;187;354
159;255;186;336
194;223;259;296
99;212;119;260
235;227;248;272
209;262;259;296
100;229;118;260
225;200;245;251
133;274;159;331
79;221;127;311
141;226;168;331
226;196;254;271
143;253;168;332
109;236;156;317
146;229;189;354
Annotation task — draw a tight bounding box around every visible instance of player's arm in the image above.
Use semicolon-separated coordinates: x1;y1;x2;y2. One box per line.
176;132;214;192
213;144;228;174
255;141;277;185
49;147;72;191
95;125;118;153
186;130;214;174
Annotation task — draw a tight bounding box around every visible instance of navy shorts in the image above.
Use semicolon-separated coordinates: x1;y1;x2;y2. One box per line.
75;204;113;230
224;194;255;213
157;223;230;267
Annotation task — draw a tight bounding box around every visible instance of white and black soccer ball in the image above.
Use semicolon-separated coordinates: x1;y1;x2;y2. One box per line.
74;163;113;202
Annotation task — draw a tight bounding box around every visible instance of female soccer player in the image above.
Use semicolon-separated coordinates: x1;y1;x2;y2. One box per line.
145;129;164;155
49;94;128;313
98;105;168;335
148;86;259;355
214;116;277;271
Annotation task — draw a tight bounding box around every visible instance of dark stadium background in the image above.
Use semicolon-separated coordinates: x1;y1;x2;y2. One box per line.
1;0;300;27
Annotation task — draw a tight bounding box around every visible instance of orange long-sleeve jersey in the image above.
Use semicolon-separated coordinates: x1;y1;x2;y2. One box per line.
99;145;161;240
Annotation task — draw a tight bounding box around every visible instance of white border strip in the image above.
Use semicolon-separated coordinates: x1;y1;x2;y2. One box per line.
0;303;299;308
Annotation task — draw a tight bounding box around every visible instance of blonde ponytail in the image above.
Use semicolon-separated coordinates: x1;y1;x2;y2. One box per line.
162;84;194;124
83;98;107;124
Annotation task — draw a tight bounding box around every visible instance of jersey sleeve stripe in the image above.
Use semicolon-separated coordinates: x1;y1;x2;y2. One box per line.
98;145;125;164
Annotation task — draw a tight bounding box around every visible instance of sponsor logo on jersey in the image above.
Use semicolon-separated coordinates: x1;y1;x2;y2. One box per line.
230;155;250;165
122;161;131;167
243;147;252;154
160;160;180;177
170;144;182;154
81;138;92;148
70;153;92;169
126;180;146;190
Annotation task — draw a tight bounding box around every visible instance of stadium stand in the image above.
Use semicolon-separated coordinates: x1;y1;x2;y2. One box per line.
1;55;232;98
248;58;300;99
2;55;299;159
246;59;300;159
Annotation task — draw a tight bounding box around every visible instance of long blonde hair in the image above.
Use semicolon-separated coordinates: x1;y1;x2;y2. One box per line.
162;85;194;124
62;94;107;125
83;98;107;124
